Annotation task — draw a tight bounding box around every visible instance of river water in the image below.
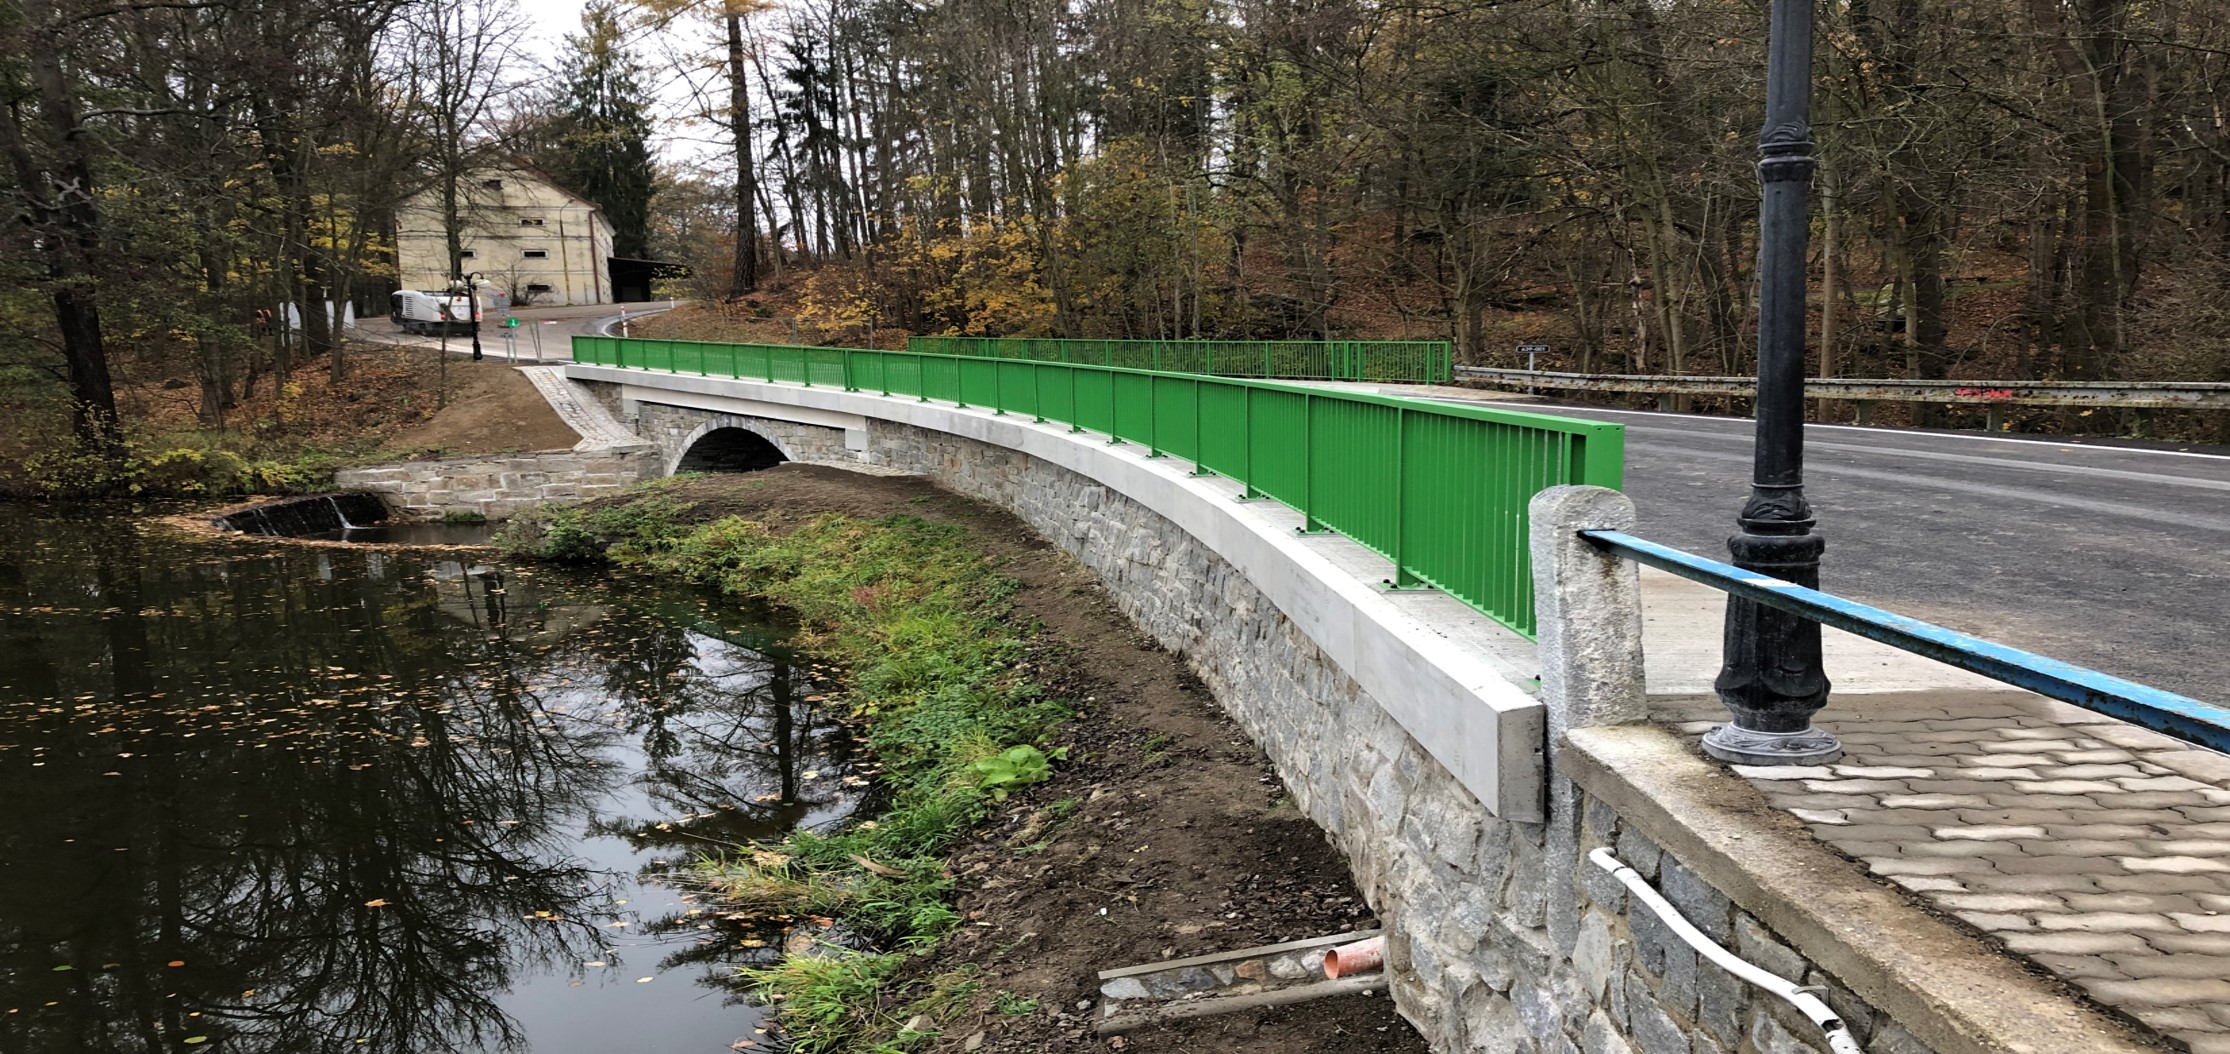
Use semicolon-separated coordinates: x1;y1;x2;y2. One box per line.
0;506;864;1053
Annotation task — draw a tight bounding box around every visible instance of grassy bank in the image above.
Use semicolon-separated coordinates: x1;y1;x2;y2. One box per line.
499;487;1070;1052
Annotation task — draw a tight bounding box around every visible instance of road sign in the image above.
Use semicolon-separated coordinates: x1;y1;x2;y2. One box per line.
1515;343;1549;393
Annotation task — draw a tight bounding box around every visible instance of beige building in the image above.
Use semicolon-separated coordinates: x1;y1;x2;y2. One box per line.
395;165;614;307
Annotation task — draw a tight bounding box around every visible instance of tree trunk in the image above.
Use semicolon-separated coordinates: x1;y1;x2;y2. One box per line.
726;10;760;297
3;0;123;455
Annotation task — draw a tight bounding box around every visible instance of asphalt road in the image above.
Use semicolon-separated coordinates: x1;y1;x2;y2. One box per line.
1451;397;2230;705
352;301;673;360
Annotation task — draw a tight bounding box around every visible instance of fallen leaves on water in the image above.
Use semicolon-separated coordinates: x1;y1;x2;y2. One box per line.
364;898;391;908
182;1038;209;1046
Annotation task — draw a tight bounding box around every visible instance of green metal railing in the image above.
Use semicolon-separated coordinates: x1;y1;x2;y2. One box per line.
907;336;1455;384
571;336;1621;637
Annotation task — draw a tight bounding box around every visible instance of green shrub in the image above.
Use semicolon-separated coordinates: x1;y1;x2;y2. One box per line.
493;497;689;562
4;440;351;499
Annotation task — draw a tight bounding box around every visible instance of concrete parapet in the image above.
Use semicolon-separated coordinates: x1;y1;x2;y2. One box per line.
562;366;2161;1054
1563;725;2157;1054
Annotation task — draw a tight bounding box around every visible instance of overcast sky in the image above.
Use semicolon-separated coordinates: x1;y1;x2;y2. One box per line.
506;0;733;167
511;0;589;62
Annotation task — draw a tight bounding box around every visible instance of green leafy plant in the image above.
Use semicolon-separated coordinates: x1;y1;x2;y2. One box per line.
970;745;1054;801
993;991;1040;1016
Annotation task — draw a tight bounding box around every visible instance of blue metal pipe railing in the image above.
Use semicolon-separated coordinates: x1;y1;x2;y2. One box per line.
1580;529;2230;754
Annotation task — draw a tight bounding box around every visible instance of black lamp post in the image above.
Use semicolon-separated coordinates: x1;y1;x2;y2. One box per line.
1702;0;1840;766
467;271;485;362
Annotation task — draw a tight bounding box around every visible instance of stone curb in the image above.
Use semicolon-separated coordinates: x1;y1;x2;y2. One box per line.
1563;724;2168;1054
515;364;657;451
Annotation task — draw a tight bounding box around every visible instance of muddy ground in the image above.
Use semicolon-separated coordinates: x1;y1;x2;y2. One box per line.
640;466;1429;1054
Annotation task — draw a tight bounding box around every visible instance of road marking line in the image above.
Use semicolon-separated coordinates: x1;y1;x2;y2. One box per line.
1618;425;2230;492
1444;398;2230;462
1659;445;2230;534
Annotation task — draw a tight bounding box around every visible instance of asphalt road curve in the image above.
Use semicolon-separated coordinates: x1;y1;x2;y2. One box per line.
356;302;672;360
1455;397;2230;706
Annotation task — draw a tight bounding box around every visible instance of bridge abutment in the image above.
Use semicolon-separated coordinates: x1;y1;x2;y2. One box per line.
560;369;2149;1054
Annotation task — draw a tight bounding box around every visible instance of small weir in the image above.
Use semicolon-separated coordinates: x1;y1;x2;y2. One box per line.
0;504;865;1053
211;493;499;545
214;492;394;537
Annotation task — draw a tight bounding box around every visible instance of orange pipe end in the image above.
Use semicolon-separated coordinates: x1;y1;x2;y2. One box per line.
1322;935;1387;980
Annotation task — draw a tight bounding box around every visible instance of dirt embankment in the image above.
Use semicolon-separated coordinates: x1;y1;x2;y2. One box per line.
381;357;578;457
111;345;579;459
640;468;1427;1054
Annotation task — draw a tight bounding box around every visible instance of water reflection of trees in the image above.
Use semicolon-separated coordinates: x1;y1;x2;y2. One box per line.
577;604;858;853
0;511;860;1054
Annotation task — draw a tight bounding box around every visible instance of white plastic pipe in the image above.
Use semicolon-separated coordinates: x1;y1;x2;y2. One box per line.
1589;847;1866;1054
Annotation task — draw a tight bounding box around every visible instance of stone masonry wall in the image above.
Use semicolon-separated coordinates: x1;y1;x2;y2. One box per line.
334;448;659;518
631;401;857;471
849;419;1941;1054
546;386;1975;1054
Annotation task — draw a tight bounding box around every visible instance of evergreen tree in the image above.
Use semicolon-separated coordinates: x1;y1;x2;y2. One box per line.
550;3;656;259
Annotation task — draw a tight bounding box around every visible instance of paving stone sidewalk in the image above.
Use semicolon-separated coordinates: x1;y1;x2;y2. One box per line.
1657;690;2230;1054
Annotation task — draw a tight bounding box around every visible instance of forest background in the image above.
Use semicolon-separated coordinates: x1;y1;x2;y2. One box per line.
7;0;2229;493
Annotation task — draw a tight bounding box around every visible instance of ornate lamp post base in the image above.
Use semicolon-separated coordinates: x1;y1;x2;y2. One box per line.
1702;723;1841;766
1706;0;1839;765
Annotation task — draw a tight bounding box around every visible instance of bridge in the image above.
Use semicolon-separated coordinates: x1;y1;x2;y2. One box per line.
338;335;2226;1054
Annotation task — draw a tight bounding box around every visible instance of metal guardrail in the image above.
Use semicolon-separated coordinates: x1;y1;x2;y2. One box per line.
911;336;1456;385
1460;367;2230;422
573;335;1622;637
1581;529;2230;753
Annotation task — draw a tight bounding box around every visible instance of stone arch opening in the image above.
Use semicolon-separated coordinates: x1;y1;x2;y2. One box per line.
675;426;789;473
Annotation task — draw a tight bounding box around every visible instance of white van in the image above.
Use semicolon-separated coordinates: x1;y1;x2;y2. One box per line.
389;289;480;335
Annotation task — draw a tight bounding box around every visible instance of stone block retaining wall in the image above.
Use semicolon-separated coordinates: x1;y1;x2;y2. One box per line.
333;448;659;518
544;377;2150;1054
847;419;1953;1054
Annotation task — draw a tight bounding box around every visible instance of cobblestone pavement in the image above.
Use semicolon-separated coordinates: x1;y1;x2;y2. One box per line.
1658;690;2230;1054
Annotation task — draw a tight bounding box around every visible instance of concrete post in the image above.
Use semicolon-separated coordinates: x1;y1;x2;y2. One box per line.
1528;484;1648;746
1529;484;1648;954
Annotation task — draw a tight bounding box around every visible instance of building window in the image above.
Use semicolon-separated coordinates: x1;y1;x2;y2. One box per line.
526;283;552;294
522;249;548;259
482;179;504;190
520;217;544;226
457;249;476;259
